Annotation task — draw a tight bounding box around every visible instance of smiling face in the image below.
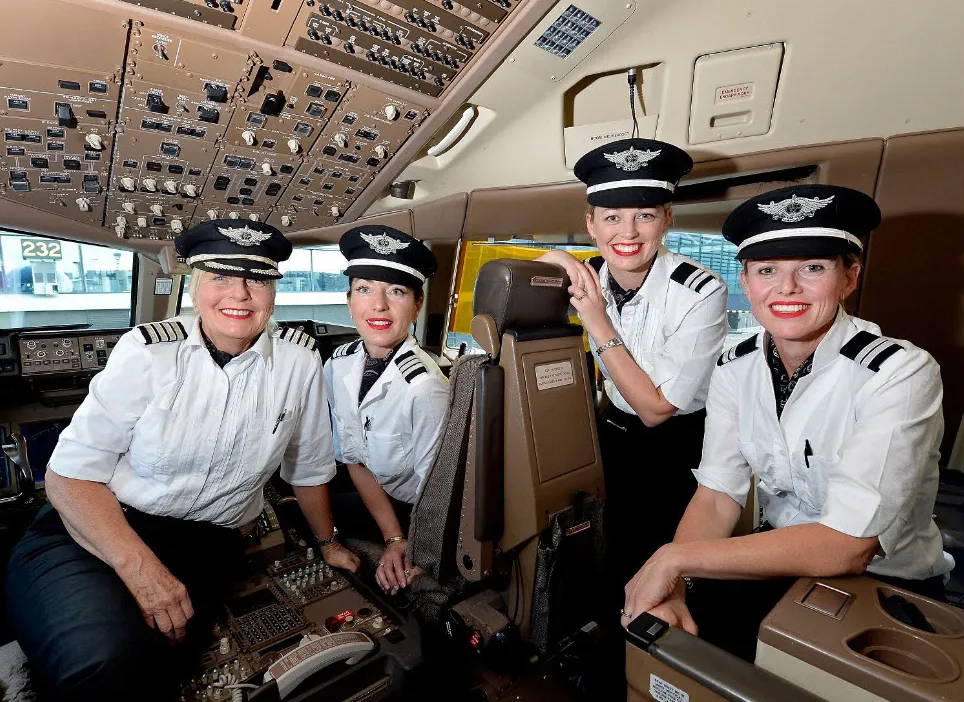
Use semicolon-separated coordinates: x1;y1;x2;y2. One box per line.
741;256;860;345
347;278;423;358
587;205;672;280
193;271;275;353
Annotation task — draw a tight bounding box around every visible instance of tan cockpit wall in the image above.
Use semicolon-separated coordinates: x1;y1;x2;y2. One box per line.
366;0;964;214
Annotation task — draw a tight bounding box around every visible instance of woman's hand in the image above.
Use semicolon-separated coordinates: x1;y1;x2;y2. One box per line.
322;542;360;573
622;545;697;634
116;551;195;643
570;261;616;343
376;539;417;595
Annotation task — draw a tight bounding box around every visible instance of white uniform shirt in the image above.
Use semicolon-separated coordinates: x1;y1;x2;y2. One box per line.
324;336;449;504
49;315;336;528
590;246;728;415
696;309;949;580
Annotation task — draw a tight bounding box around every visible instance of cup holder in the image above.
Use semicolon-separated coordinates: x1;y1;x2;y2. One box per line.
846;628;959;681
875;586;964;637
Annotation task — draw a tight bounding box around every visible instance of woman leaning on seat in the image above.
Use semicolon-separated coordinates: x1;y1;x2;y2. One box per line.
4;220;358;702
623;184;951;661
538;139;728;593
325;225;449;596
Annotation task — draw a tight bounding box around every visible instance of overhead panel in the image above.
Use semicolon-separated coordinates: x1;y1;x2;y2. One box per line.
688;43;785;145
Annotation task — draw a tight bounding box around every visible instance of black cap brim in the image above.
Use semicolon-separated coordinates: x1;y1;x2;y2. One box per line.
588;185;676;209
736;236;862;261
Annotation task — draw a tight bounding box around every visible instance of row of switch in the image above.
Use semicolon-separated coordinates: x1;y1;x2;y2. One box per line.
117;178;199;196
4;131;104;150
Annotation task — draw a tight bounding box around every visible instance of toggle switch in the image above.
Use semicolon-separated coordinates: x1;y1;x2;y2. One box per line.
75;197;90;212
287;138;301;154
151;204;164;216
261;162;273;176
163;180;178;194
241;130;257;146
85;133;104;150
120;177;136;191
333;133;348;148
122;202;136;214
142;178;157;192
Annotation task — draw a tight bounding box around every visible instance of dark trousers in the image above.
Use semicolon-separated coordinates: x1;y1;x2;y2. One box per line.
687;572;948;663
4;504;243;702
331;490;413;543
600;405;704;593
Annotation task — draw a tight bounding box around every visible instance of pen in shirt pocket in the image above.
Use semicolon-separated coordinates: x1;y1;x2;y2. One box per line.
804;439;813;469
272;409;287;435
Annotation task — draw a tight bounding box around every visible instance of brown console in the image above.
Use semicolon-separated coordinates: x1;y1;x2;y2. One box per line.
757;577;964;701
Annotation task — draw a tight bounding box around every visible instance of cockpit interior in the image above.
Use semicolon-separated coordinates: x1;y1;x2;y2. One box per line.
0;0;963;701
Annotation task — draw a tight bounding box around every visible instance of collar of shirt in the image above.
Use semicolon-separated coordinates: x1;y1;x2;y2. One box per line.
358;338;406;405
599;244;670;313
182;315;275;369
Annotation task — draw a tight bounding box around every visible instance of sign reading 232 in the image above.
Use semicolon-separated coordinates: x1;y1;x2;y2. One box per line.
20;239;63;261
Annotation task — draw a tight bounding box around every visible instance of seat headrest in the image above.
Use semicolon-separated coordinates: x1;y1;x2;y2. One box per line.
473;259;571;337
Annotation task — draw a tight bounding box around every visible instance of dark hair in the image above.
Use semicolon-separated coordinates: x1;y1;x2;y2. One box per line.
347;277;424;302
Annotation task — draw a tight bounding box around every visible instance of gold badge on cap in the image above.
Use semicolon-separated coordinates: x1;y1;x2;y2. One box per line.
218;224;272;247
604;146;661;172
361;231;410;255
757;194;835;223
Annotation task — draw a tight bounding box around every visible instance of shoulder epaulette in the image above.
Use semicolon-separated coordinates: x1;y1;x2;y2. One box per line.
839;330;904;372
395;349;427;383
718;335;760;366
332;339;363;359
279;326;317;352
136;320;187;345
670;261;717;294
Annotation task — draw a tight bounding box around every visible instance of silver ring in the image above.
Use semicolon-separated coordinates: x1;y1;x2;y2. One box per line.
620;609;632;618
377;562;384;569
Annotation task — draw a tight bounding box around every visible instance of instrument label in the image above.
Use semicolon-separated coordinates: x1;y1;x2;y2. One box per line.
649;674;689;702
534;361;574;390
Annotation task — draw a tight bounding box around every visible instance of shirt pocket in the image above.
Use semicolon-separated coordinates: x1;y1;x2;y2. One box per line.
364;431;410;481
258;410;299;472
129;404;174;481
793;453;830;512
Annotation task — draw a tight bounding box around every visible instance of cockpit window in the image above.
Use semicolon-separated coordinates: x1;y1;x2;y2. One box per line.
181;245;352;327
0;231;134;329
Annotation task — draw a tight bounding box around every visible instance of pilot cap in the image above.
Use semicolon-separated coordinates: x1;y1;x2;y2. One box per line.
574;138;693;208
175;219;293;280
340;225;437;290
723;184;881;261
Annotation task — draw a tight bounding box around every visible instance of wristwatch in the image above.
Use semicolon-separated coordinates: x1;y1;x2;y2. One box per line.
596;336;624;355
317;527;339;547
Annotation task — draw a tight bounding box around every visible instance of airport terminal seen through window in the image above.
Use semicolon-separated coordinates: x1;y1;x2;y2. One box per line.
445;233;757;355
0;231;134;329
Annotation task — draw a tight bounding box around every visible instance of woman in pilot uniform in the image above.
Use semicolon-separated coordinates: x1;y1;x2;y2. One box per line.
538;138;728;595
622;184;950;661
5;220;357;702
325;225;449;596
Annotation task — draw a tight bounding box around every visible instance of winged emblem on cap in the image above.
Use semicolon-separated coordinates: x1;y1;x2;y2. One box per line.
361;232;410;255
757;194;835;223
603;147;661;172
217;224;271;247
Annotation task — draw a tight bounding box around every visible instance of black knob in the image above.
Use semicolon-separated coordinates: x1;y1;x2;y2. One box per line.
321;4;332;15
366;51;377;61
442;0;454;9
432;51;442;62
205;0;218;7
434;77;444;87
417;70;426;80
392;35;400;45
455;34;465;46
369;25;379;35
346;15;356;27
146;93;168;114
55;102;74;127
358;20;368;31
412;43;422;54
321;34;332;45
381;30;391;41
427;21;437;32
404;11;415;22
390;59;399;69
219;0;233;12
344;42;355;54
415;17;426;28
332;9;343;21
378;55;389;65
451;60;459;69
307;27;319;40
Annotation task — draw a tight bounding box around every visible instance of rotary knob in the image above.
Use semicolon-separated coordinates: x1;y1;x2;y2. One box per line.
85;133;104;150
150;204;164;216
383;104;400;120
181;183;199;197
281;215;292;227
115;215;127;227
163;180;178;194
142;178;157;192
170;219;184;233
75;197;91;212
241;129;257;146
287;138;301;154
333;133;348;148
122;202;136;214
261;162;274;176
207;209;219;219
120;177;136;191
374;144;389;159
228;211;239;219
248;213;260;222
330;206;341;217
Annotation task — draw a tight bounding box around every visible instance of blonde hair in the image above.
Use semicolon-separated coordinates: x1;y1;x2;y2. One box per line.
188;269;277;317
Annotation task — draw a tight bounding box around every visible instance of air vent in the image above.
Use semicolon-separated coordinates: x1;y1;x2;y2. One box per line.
534;5;600;59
